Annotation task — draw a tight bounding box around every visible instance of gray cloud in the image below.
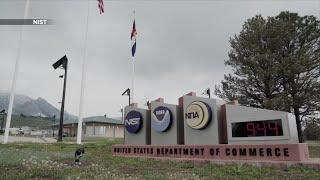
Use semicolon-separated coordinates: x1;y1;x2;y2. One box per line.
0;0;319;117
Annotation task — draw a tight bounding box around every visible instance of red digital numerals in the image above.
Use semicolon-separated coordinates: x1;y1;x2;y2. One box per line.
246;121;279;137
246;123;255;137
268;121;279;136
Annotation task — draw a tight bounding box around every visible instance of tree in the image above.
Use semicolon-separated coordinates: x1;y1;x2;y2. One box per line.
215;12;320;143
303;117;320;140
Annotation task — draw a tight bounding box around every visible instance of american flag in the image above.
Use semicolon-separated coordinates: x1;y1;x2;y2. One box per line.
97;0;104;14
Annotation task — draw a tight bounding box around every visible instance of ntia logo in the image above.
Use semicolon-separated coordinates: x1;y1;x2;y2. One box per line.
185;101;212;129
185;112;199;119
125;110;143;133
152;106;172;132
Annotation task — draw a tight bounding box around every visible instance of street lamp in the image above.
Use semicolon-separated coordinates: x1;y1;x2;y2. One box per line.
0;109;5;133
120;108;125;143
121;88;131;105
52;55;68;142
120;108;124;122
52;115;56;137
202;88;211;99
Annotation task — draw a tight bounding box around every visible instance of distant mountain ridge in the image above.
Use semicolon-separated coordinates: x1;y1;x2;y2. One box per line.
0;92;76;121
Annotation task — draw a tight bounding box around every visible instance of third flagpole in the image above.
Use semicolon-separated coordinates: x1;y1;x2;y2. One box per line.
131;54;134;104
77;0;90;145
3;0;30;144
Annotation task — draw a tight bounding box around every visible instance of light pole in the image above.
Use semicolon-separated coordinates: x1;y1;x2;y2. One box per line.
121;88;130;105
202;88;211;99
120;108;124;122
52;115;56;137
0;109;5;133
120;108;125;143
52;55;68;142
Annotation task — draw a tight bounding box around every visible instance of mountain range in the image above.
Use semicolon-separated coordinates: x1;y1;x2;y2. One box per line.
0;92;76;121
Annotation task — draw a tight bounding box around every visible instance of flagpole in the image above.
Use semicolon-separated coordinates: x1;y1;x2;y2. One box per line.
77;0;90;145
131;57;134;104
3;0;30;144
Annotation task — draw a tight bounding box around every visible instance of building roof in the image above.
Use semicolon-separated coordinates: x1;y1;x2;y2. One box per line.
53;116;124;126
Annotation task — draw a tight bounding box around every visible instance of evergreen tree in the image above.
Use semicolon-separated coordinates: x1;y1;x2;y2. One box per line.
215;12;320;142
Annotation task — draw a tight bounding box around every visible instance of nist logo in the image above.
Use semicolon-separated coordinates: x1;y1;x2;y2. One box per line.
32;19;48;25
125;118;140;125
125;110;143;133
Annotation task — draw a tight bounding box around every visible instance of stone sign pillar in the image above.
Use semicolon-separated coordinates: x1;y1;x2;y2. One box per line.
222;104;299;144
150;98;184;145
179;92;226;145
124;103;151;145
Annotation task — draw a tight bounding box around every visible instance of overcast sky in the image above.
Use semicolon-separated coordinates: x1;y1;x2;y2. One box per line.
0;0;319;118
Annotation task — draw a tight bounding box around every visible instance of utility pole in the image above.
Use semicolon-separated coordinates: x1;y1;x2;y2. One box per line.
52;115;56;137
0;109;5;133
202;88;211;99
121;88;131;105
53;55;68;142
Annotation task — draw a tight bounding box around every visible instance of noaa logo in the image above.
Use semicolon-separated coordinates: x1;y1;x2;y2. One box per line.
125;110;143;133
151;106;172;132
185;101;212;129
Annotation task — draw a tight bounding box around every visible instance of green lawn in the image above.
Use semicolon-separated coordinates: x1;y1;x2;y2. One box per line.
0;139;319;180
307;141;320;158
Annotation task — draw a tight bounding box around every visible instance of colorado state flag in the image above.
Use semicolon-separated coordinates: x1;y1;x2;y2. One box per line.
131;19;137;57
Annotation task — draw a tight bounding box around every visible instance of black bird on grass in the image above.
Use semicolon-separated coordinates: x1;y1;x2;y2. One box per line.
75;147;85;163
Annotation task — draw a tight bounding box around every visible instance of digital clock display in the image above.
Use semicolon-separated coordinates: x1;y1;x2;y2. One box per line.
232;119;283;137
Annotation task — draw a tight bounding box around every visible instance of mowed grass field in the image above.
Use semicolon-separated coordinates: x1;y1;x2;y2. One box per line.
0;139;319;180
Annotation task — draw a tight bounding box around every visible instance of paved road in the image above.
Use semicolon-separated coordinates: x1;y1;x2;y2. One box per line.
0;135;57;143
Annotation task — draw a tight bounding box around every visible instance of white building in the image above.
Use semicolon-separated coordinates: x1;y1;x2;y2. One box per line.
54;116;124;138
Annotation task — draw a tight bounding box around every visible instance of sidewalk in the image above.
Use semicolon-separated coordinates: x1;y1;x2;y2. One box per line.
0;135;57;143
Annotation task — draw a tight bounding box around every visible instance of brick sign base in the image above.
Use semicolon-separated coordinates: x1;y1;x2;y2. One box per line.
113;143;310;162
